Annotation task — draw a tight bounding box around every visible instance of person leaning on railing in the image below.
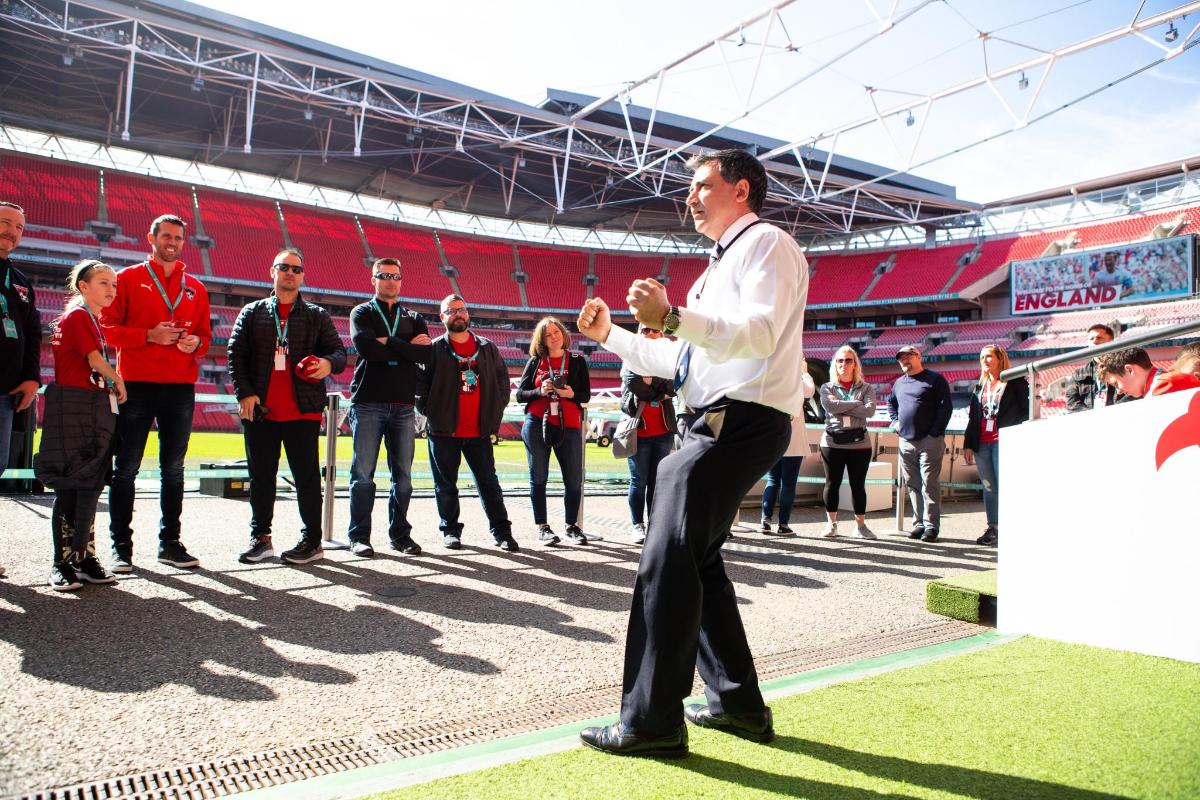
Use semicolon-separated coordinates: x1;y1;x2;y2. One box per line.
962;344;1029;548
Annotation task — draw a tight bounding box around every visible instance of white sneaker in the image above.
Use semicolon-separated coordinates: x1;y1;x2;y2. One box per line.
630;523;647;545
856;523;877;539
821;521;840;538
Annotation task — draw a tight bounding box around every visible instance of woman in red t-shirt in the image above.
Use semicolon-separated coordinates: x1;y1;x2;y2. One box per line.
41;260;126;591
516;316;591;546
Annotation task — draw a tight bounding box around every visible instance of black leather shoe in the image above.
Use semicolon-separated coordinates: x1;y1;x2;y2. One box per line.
684;704;775;743
579;722;688;758
921;528;940;542
908;525;926;540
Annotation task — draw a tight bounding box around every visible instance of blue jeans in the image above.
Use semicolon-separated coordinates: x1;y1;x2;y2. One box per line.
761;456;803;525
521;415;583;526
627;433;673;524
427;434;512;539
974;441;1000;527
0;393;13;478
347;402;416;543
109;382;195;548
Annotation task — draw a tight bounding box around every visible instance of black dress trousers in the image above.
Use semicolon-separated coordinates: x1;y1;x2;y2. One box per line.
620;399;791;735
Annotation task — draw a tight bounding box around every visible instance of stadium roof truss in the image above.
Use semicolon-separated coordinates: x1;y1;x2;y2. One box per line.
1;0;1198;251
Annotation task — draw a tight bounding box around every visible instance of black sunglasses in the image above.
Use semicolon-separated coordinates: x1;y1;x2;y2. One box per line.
374;272;402;281
273;263;304;274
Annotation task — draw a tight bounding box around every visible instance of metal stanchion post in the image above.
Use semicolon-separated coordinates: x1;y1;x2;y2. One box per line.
895;475;906;533
321;392;349;549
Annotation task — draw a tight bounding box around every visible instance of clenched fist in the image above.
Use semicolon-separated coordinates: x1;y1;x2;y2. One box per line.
577;298;612;344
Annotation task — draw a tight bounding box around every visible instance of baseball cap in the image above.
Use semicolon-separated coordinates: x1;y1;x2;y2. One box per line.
895;345;920;359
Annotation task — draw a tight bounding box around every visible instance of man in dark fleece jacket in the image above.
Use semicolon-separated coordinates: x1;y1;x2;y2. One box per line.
887;346;952;542
344;258;431;557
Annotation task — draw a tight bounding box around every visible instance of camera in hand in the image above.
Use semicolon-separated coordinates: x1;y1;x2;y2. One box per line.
552;376;567;389
253;403;269;422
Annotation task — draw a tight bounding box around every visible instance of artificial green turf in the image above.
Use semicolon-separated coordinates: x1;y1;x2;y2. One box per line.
369;637;1200;800
927;571;997;623
937;570;997;596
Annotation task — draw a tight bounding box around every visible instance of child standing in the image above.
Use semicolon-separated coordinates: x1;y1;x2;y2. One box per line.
35;260;126;591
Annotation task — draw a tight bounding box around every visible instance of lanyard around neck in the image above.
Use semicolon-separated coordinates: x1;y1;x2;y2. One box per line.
270;298;289;346
545;353;566;380
695;219;764;299
82;304;108;360
372;299;400;337
147;263;185;315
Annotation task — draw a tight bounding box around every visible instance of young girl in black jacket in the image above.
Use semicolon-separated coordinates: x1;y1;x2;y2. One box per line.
35;260;126;590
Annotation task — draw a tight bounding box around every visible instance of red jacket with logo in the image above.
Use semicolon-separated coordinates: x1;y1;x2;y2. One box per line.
100;260;211;384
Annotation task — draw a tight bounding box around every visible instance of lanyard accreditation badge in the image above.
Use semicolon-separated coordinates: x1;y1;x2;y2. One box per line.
147;264;186;326
1;269;16;339
980;379;1005;432
453;336;479;393
271;299;288;371
373;299;400;366
83;305;119;415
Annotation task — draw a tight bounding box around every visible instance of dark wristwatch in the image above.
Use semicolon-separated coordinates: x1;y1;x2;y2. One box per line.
661;306;682;336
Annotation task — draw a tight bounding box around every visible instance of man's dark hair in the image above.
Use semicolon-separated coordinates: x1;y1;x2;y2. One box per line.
1087;323;1115;339
1096;346;1153;376
0;201;25;214
686;148;767;213
150;214;187;235
373;257;401;273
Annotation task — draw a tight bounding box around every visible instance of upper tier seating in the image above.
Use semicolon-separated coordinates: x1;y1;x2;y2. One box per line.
869;244;974;300
0;154;97;230
519;245;589;309
195;190;286;283
807;252;885;305
358;221;451;300
440;234;521;307
103;171;198;266
281;204;369;293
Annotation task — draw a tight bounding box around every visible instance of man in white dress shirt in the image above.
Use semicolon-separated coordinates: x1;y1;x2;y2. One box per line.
577;149;809;758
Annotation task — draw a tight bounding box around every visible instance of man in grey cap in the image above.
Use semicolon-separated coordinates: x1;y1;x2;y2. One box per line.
887;346;951;542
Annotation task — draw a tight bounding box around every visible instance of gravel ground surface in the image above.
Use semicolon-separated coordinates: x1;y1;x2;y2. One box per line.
0;487;995;796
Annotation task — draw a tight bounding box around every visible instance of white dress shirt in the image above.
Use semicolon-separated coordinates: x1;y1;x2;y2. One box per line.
603;213;810;416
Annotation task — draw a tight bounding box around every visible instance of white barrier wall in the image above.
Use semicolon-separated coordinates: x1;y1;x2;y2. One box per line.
999;387;1200;663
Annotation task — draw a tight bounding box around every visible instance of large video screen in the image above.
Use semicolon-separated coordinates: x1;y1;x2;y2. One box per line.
1010;234;1194;315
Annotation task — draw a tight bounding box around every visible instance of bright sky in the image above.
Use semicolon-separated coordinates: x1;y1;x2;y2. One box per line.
190;0;1200;204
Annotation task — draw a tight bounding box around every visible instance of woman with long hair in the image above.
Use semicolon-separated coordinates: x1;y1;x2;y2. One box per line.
963;344;1030;547
516;316;591;546
34;260;127;590
818;346;877;538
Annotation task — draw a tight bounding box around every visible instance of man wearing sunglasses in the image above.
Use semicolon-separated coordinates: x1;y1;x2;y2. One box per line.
101;213;211;572
345;258;432;556
228;248;346;565
415;295;518;552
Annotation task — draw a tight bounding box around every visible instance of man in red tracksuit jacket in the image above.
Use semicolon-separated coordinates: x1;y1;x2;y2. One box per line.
101;213;211;572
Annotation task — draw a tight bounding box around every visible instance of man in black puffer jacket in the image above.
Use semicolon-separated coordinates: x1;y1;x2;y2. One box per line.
228;248;347;565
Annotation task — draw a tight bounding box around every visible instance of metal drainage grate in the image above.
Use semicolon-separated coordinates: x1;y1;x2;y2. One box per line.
9;619;983;800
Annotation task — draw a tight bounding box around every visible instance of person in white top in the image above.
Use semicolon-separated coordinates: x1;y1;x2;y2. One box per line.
577;148;808;758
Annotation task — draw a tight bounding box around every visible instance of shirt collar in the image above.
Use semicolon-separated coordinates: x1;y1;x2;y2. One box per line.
149;258;187;279
715;212;760;254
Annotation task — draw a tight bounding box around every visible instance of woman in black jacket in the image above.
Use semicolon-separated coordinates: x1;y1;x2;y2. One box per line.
516;316;591;546
619;326;677;545
963;344;1029;547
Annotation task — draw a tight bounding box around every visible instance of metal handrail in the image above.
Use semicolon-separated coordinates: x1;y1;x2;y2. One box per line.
999;317;1200;419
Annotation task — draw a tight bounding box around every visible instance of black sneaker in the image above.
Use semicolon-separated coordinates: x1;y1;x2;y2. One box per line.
281;539;324;565
760;518;772;533
921;527;940;542
75;555;117;584
110;544;133;574
158;540;200;569
350;540;375;558
443;533;463;550
238;536;275;564
49;561;83;592
538;525;560;546
390;537;422;556
908;524;926;540
564;525;589;545
978;528;998;547
494;535;520;552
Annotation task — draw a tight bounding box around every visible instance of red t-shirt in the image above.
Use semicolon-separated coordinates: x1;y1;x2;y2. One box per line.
526;354;582;429
638;398;670;437
264;303;322;423
51;306;107;392
1150;371;1200;396
451;336;482;438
